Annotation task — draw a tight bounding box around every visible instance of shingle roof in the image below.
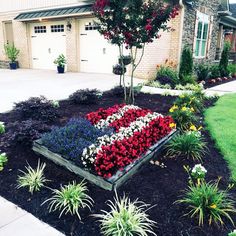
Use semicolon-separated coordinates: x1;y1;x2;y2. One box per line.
14;4;92;21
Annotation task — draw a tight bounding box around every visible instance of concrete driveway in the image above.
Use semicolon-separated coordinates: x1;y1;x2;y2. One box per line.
0;69;142;113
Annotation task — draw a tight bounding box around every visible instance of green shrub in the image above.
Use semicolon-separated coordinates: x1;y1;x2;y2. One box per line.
165;131;207;161
228;230;236;236
69;89;102;105
0;122;5;134
95;193;156;236
156;66;179;87
209;65;221;79
14;96;59;123
180;75;196;86
17;161;48;194
195;63;210;82
179;45;193;79
174;83;203;91
44;181;93;219
228;64;236;77
54;54;66;67
169;105;197;131
0;153;8;171
174;93;204;112
4;44;20;62
145;80;172;89
219;42;231;77
176;180;236;226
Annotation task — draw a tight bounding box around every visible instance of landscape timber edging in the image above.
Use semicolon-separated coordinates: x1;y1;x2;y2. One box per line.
33;130;176;191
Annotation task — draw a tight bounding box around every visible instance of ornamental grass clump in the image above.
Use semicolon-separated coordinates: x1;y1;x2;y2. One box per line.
169;105;197;131
44;181;93;219
17;161;48;194
95;193;156;236
0;152;8;171
0;122;5;134
165;131;207;162
176;180;236;226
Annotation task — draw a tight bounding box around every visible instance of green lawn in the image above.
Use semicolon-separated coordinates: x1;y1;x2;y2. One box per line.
205;93;236;182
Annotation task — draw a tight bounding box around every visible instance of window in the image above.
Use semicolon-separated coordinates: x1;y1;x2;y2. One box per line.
34;26;46;33
85;22;99;31
194;12;210;58
51;25;64;33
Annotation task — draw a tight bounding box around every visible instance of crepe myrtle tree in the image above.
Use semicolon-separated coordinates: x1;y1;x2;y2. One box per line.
93;0;179;104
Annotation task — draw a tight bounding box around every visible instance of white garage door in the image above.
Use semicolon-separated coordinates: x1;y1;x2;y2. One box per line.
79;18;119;74
30;22;66;70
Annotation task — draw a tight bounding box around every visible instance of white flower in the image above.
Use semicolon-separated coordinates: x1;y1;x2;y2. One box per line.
192;164;207;174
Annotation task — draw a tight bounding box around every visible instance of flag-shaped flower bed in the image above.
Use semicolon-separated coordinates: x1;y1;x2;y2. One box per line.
33;104;176;190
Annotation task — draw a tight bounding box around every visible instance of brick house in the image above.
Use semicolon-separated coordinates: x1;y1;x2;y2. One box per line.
0;0;235;79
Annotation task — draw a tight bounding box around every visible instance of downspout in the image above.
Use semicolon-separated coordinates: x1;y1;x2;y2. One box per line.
177;0;185;70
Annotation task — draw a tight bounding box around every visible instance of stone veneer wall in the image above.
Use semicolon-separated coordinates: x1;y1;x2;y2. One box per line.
182;0;220;63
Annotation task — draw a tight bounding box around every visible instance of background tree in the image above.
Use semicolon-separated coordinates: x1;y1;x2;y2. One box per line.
93;0;179;104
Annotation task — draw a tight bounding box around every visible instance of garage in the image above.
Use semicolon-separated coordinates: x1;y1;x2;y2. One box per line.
79;18;119;74
30;21;66;70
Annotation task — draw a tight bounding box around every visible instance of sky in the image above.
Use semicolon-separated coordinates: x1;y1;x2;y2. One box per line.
230;0;236;3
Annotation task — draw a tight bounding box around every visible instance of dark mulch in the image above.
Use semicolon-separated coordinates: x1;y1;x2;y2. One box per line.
204;76;236;89
0;92;235;236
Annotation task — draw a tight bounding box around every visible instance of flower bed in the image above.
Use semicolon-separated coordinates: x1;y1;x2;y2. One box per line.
33;104;176;190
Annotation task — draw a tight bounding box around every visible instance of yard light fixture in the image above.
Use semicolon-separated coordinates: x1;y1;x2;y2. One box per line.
66;20;72;31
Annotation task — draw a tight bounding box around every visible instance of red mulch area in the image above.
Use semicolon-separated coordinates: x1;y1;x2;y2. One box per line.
0;91;235;236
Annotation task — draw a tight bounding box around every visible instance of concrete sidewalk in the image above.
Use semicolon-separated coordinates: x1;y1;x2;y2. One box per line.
0;197;64;236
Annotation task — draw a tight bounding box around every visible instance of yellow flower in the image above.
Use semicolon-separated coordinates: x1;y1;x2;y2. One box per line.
198;126;203;131
190;124;197;131
181;107;187;111
210;204;217;209
190;107;195;112
169;123;176;129
169;105;178;113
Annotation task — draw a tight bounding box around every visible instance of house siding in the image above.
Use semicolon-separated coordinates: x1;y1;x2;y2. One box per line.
182;0;220;63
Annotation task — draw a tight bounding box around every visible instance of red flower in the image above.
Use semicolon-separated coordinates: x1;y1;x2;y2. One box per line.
145;24;153;31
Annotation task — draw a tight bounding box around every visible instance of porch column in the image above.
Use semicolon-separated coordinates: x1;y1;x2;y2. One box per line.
216;24;224;60
231;29;236;52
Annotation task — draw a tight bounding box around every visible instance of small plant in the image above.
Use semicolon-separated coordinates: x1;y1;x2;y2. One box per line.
180;75;196;86
174;93;204;113
4;119;50;147
156;66;179;87
176;179;236;226
184;164;207;186
54;54;66;68
95;193;156;236
195;63;210;82
0;153;8;171
179;45;193;79
209;65;221;79
174;83;203;91
169;105;197;131
219;42;231;77
0;122;5;134
228;64;236;77
17;161;48;194
14;96;59;123
228;230;236;236
165;131;207;161
52;100;60;108
4;44;20;62
69;89;102;105
44;181;93;219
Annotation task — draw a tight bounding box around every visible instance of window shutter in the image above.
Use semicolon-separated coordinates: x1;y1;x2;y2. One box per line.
206;16;213;58
193;11;199;57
